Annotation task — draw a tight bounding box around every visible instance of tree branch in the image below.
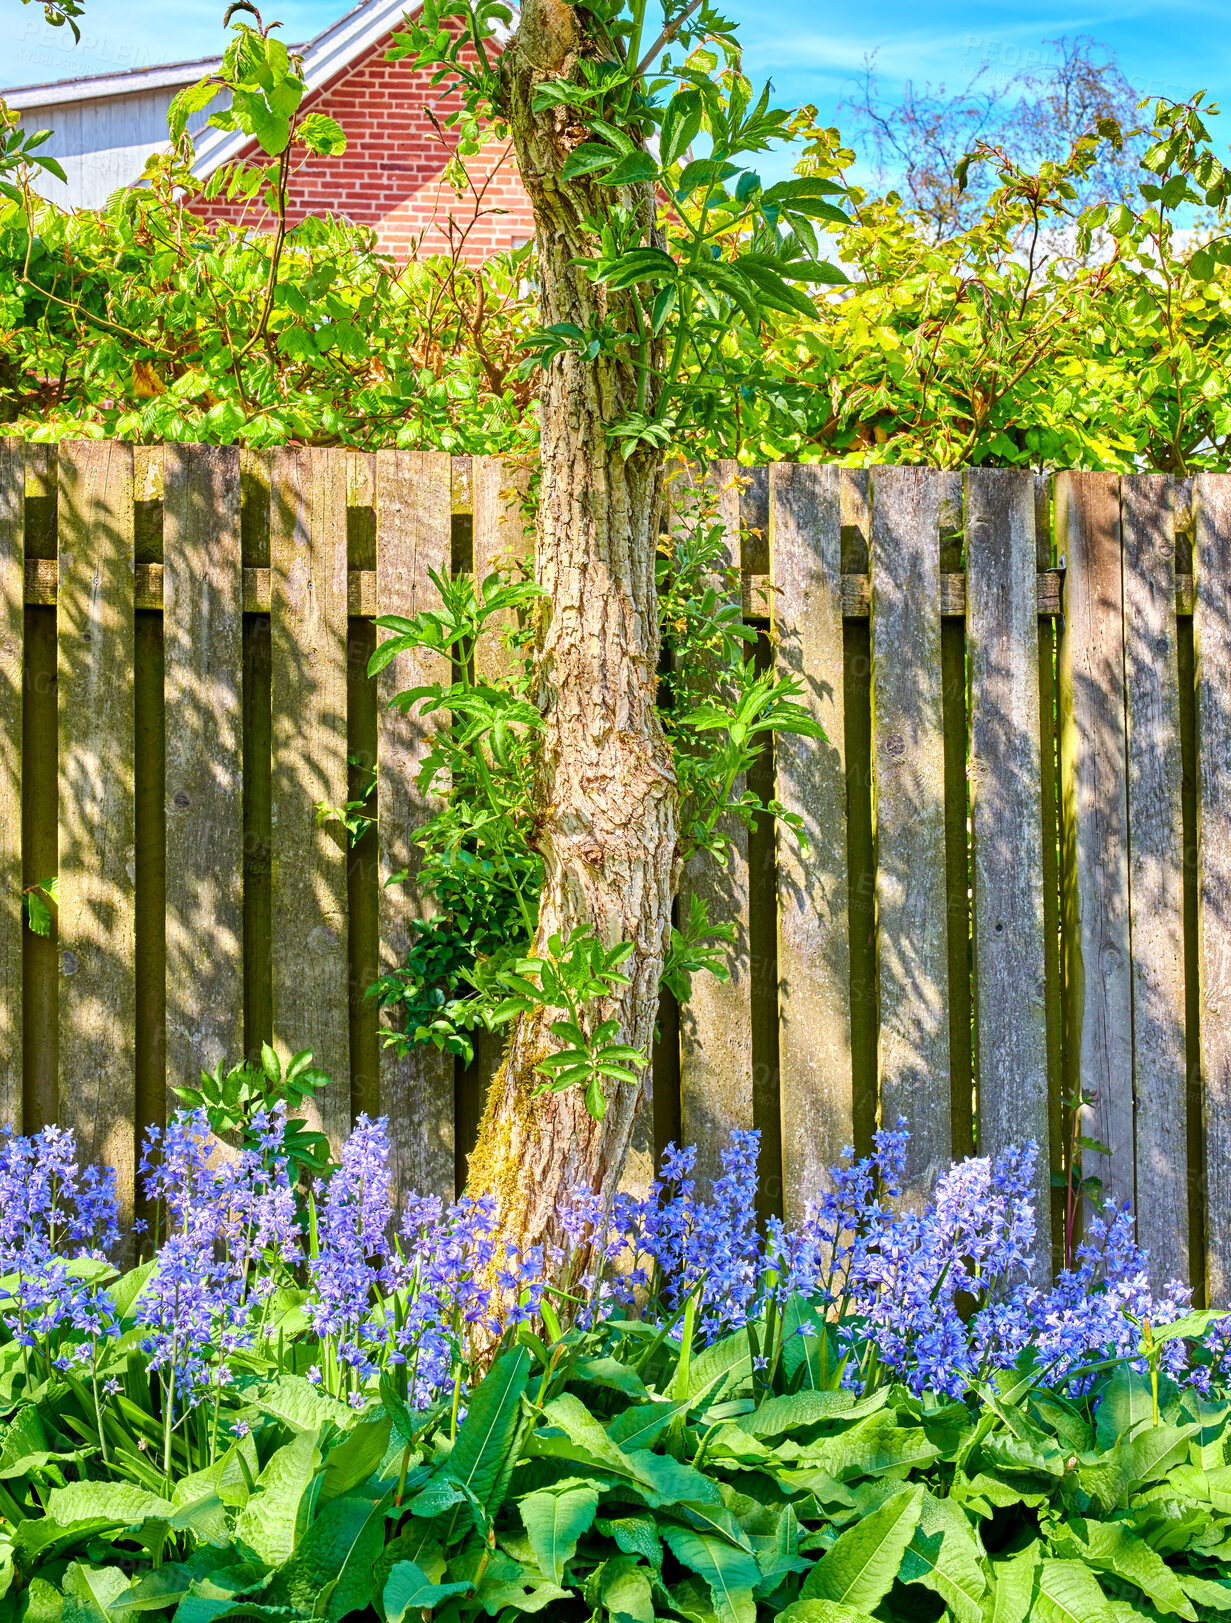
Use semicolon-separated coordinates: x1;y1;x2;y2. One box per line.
633;0;702;80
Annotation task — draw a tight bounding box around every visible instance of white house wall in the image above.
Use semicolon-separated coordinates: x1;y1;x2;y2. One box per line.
18;89;218;209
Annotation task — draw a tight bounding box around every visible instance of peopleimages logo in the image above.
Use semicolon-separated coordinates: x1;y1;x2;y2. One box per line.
8;15;159;85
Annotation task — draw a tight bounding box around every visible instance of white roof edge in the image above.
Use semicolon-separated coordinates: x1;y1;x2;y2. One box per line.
192;0;427;175
4;56;223;110
192;0;517;176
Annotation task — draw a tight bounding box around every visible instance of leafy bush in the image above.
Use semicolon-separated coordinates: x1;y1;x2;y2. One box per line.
366;467;816;1112
2;1106;1231;1621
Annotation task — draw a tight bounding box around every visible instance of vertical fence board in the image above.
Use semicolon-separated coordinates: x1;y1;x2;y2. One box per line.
966;468;1050;1272
869;467;949;1200
1035;475;1066;1262
0;443;21;1123
1195;472;1231;1304
1057;472;1135;1218
163;446;244;1092
770;463;851;1218
465;456;534;1177
473;455;533;678
678;462;755;1191
375;450;454;1202
270;447;351;1148
1123;475;1189;1286
57;441;137;1233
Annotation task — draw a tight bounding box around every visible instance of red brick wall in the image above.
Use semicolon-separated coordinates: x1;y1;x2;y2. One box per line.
193;32;535;262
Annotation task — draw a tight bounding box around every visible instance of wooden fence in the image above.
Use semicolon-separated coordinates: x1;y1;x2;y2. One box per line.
1;443;1228;1297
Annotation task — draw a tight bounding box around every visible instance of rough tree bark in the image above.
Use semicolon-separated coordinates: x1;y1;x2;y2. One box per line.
465;0;677;1253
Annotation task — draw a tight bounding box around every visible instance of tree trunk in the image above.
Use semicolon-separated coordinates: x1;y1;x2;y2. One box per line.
465;0;677;1256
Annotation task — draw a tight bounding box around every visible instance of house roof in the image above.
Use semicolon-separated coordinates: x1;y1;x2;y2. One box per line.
191;0;426;177
4;56;225;111
5;0;515;174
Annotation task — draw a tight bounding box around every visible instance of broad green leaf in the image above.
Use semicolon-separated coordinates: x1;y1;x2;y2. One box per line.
519;1485;599;1584
661;1525;760;1623
444;1345;533;1515
899;1489;986;1623
1096;1369;1157;1448
571;1357;650;1400
789;1417;940;1483
0;1406;76;1478
688;1331;754;1401
985;1545;1040;1623
318;1413;391;1502
233;1428;321;1567
800;1484;922;1610
16;1483;173;1562
383;1561;471;1623
63;1563;131;1623
1179;1574;1231;1612
777;1604;867;1623
600;1560;654;1623
274;1491;386;1621
607;1398;690;1451
1033;1559;1114;1623
249;1375;353;1433
1120;1423;1199;1487
738;1391;867;1438
450;1546;569;1614
1052;1518;1194;1618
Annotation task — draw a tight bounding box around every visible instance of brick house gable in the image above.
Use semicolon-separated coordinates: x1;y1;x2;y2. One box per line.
193;25;534;263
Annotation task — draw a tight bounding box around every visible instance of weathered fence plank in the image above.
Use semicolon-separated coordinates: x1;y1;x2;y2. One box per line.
678;461;755;1193
1195;472;1231;1305
57;440;137;1233
1123;474;1189;1286
0;442;21;1124
1057;472;1135;1218
163;445;245;1091
473;455;533;676
966;468;1050;1273
270;447;351;1149
375;449;454;1201
770;463;852;1219
869;467;950;1201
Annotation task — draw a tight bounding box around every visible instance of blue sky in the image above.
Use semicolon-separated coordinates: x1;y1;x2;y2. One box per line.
5;0;1228;165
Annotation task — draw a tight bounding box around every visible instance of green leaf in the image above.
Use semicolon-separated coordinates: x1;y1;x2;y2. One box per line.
661;1526;760;1623
16;1483;173;1562
249;1375;353;1433
444;1345;533;1515
985;1545;1040;1623
1179;1574;1231;1613
777;1604;866;1623
898;1489;986;1623
1096;1368;1157;1448
233;1428;321;1567
318;1413;391;1502
382;1561;471;1623
1120;1423;1199;1486
63;1563;131;1623
518;1485;598;1584
298;113;346;156
737;1390;866;1438
800;1484;923;1610
274;1491;387;1621
571;1357;650;1400
688;1330;753;1401
1052;1520;1194;1619
1033;1559;1114;1623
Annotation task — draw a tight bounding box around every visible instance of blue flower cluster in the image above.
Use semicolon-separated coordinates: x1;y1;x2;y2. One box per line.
0;1111;1207;1434
586;1125;1194;1397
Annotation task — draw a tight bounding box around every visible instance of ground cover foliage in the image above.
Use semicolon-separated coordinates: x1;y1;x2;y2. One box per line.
3;1097;1231;1623
3;12;1231;470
